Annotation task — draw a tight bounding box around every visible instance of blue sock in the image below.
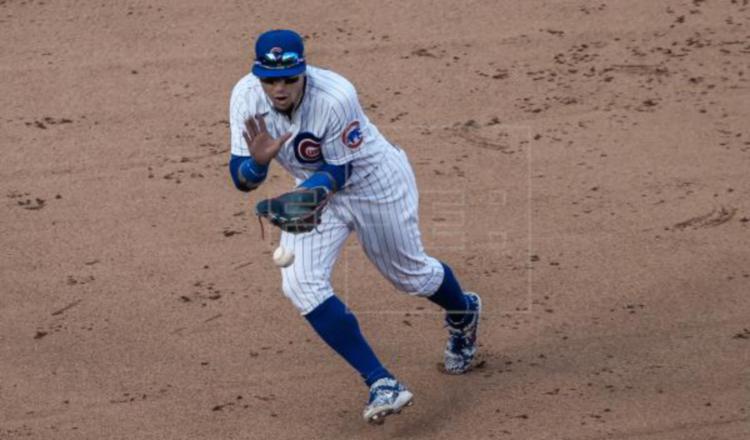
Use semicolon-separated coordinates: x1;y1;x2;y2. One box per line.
427;262;470;327
305;295;392;387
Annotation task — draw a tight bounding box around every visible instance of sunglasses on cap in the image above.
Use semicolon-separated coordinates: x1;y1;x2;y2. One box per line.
256;51;304;69
260;76;302;85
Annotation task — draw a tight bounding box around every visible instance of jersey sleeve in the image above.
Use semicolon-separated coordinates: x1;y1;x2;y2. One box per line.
229;77;254;157
320;84;369;166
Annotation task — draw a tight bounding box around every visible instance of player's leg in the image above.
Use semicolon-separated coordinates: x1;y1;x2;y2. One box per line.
304;294;414;424
350;147;481;373
278;203;396;388
278;205;351;315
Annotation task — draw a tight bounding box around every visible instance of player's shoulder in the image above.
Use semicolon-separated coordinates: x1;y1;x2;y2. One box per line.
307;66;355;90
307;66;358;108
230;72;264;100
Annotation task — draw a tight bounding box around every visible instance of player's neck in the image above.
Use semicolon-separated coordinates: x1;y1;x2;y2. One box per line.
275;76;307;119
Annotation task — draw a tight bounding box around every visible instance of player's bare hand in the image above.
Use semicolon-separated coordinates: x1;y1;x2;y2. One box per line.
243;114;292;165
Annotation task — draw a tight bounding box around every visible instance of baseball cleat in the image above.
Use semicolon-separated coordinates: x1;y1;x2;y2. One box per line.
362;378;414;425
443;292;482;374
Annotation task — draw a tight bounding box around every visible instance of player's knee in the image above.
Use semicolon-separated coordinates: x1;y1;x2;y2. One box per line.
281;271;333;314
281;273;309;302
280;275;297;301
384;269;417;292
384;259;443;296
389;279;417;293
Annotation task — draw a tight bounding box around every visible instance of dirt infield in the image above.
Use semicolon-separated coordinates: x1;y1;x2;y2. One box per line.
1;1;749;439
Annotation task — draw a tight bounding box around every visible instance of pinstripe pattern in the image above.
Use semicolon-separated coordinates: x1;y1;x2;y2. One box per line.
350;147;444;295
279;204;351;314
230;66;443;315
230;66;386;182
279;147;443;315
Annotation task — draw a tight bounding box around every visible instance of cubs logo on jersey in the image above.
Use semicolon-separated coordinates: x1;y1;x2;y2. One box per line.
293;132;323;164
342;121;363;149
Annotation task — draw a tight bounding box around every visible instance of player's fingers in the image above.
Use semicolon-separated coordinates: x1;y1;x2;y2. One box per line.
268;132;292;156
242;130;252;147
256;113;268;134
276;132;292;146
245;117;258;138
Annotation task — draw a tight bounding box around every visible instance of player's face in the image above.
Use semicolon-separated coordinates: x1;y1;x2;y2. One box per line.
260;75;305;112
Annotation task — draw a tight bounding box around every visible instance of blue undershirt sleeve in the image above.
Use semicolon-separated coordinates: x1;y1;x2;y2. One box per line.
298;162;351;192
229;154;269;191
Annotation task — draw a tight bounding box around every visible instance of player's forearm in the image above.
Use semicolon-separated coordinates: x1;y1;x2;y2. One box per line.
299;162;351;192
229;154;269;191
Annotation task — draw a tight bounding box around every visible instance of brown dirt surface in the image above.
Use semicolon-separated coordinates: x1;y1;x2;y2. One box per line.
2;1;749;439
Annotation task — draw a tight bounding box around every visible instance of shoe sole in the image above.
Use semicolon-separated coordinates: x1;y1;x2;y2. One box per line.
364;391;414;425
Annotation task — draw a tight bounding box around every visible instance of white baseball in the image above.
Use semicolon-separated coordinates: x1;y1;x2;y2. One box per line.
272;246;295;268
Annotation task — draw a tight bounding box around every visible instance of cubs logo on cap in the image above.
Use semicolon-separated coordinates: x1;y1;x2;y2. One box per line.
253;30;307;79
342;121;363;149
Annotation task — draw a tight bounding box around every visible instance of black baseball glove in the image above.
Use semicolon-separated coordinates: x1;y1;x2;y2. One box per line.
255;186;330;234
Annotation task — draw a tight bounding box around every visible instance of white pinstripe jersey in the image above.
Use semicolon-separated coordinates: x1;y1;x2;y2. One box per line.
229;67;444;315
229;66;391;187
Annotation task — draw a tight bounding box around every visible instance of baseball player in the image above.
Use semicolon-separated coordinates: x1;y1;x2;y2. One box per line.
228;29;482;424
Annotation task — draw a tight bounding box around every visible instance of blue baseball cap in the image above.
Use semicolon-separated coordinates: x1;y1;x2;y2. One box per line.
252;29;307;78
